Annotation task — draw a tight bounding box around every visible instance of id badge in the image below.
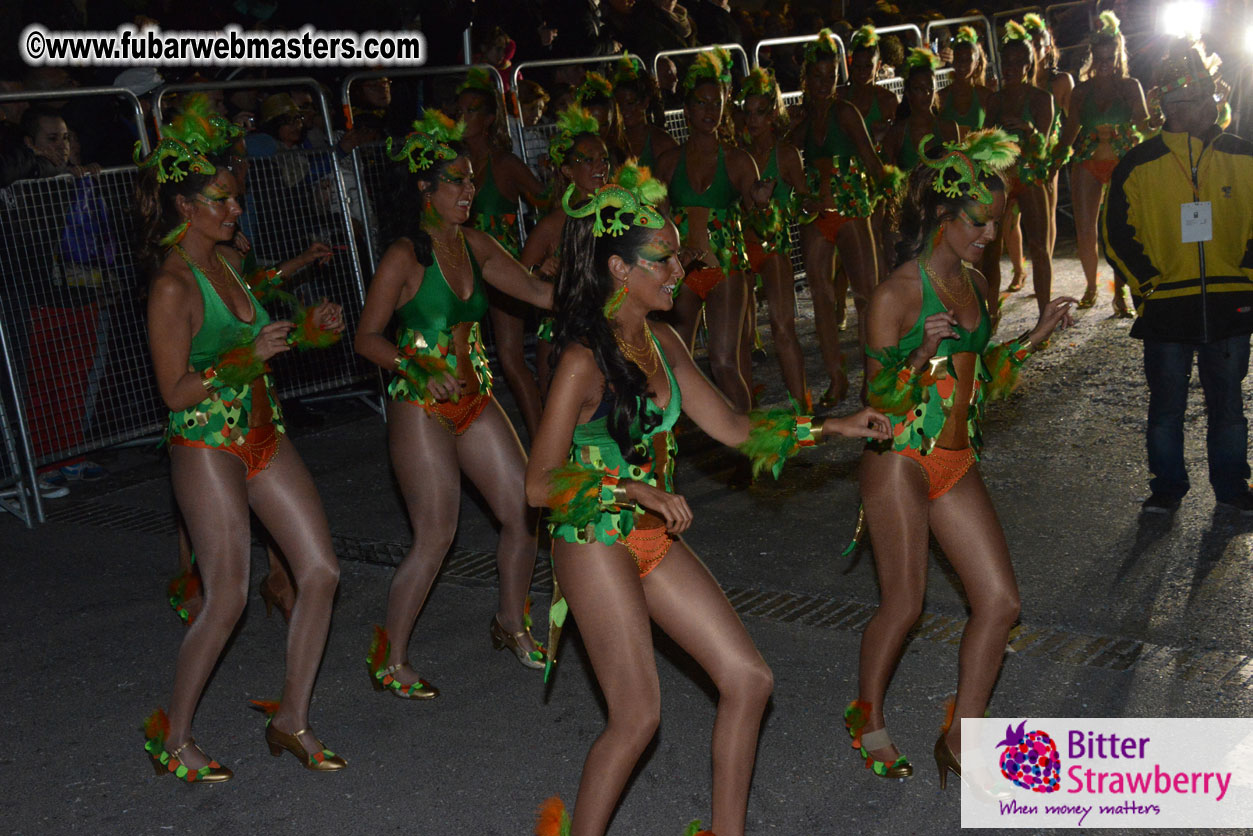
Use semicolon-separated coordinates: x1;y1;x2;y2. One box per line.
1181;201;1212;243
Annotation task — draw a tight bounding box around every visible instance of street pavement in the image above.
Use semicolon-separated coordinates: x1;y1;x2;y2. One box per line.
2;255;1251;836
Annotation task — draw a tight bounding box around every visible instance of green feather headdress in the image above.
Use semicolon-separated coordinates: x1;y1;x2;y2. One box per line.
1095;10;1120;38
386;110;466;173
134;93;242;183
548;106;601;166
918;128;1020;205
711;46;734;86
683;51;725;93
456;67;495;95
576;71;615;104
563;162;666;238
612;55;646;87
905;47;943;72
1022;12;1047;38
953;25;979;45
736;67;777;105
850;24;879;50
803;28;840;65
1002;20;1031;45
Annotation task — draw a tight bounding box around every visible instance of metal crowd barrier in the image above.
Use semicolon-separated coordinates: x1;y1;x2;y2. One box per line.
754;33;848;86
925;15;998;83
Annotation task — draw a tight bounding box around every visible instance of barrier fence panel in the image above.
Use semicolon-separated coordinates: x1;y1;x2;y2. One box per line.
0;330;36;526
754;33;848;86
924;15;998;82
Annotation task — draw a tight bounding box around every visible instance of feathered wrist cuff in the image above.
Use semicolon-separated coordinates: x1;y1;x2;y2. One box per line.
245;266;285;304
982;338;1033;401
395;351;456;402
738;403;818;481
546;463;630;528
202;342;265;392
876;164;907;197
287;305;342;351
865;346;933;415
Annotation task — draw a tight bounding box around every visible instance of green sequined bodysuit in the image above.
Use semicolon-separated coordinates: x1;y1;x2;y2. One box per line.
549;335;682;546
939;85;986;130
1074;89;1140;162
470;155;521;257
746;146;794;254
803;103;877;217
668;144;746;275
387;242;493;404
166;252;284;446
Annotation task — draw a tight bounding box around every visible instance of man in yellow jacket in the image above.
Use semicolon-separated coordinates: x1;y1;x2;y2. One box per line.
1103;39;1253;514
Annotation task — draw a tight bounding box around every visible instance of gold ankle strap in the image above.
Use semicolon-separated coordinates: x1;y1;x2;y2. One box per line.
380;662;407;677
168;738;196;760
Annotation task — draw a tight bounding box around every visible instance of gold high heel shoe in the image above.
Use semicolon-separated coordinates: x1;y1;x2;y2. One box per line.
935;733;961;790
844;700;913;779
143;708;232;783
366;625;439;699
251;700;345;772
258;574;293;623
490;615;546;670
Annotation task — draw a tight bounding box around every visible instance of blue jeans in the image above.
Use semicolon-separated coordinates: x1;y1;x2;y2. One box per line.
1143;336;1251;501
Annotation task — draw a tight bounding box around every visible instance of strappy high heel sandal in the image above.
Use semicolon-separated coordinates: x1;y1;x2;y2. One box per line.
844;699;913;779
490;614;546;670
366;625;439;699
143;708;232;783
251;700;346;772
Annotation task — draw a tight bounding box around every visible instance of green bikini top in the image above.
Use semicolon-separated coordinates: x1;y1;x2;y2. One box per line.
471;156;516;219
668;144;736;210
895;262;991;359
181;248;270;372
804;104;859;164
863;93;885;130
1080;89;1132;130
638;132;656;171
940;86;985;130
758;147;793;204
573;335;682;455
395;241;489;342
897;123;920;170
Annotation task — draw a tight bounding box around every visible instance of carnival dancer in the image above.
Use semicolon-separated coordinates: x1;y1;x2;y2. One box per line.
794;29;903;404
882;49;961;170
612;56;678;171
985;22;1056;320
939;26;992;133
519;106;610;396
458;68;550;439
654;51;772;412
850;130;1075;785
739;68;811;407
1056;12;1147;314
525;169;890;836
844;25;899;147
137;103;348;781
354;111;555;697
576;71;631;166
1023;11;1074;262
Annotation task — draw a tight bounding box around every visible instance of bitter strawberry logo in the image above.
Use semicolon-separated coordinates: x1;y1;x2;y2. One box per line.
996;721;1061;793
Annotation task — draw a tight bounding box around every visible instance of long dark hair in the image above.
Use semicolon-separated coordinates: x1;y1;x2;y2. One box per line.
552;211;662;461
382;144;467;267
134;153;234;278
895;159;1005;267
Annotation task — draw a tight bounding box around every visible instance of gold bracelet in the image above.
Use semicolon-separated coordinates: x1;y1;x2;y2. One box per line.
393;355;406;371
812;418;825;443
611;484;630;505
200;367;217;393
1016;333;1035;354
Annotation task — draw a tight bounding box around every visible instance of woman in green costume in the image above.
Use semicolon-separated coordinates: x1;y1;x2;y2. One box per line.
851;130;1074;787
611;56;678;171
138;107;347;781
882;49;961;171
525;173;889;836
938;26;992;133
354;112;555;697
456;69;550;439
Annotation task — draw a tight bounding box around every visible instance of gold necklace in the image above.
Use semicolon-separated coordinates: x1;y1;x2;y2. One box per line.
177;244;238;293
924;254;975;310
430;229;467;272
613;321;660;377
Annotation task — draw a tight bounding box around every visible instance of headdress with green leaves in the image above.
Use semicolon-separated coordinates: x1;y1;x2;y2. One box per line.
683;51;726;93
1022;12;1048;39
612;55;645;87
1002;20;1031;45
736;67;777;105
134;93;242;183
548;106;601;167
576;71;615;104
803;28;840;65
563;162;666;238
850;25;879;51
711;46;734;86
905;47;943;72
456;67;496;96
386;110;466;173
1091;10;1122;44
918;128;1020;205
953;25;979;45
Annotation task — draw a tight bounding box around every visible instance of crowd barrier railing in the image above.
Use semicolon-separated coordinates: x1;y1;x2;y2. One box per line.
155;78;380;410
754;33;848;84
0;86;152;526
925;15;999;82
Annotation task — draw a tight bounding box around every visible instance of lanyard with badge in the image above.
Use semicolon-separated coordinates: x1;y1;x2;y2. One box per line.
1170;141;1212;243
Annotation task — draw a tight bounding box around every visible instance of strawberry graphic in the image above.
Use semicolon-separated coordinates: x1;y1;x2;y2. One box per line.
996;721;1061;793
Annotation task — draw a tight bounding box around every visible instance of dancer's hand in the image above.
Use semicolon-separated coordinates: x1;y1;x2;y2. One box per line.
254;321;294;360
1029;296;1077;344
824;407;891;440
426;373;463;403
628;482;693;534
299;241;333;268
914;311;959;365
312;299;345;333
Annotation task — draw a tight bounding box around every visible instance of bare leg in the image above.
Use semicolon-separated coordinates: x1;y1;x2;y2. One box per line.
672;286;705;354
246;441;342;750
856;450;931;762
835;217;879;352
801;223;847;398
739;276;756;405
980;211;1007;329
166;446;253;769
174;513;204;623
928;468;1021;753
761;252;809;404
384;400;462;685
454;399;539;652
1070;162;1104;297
703;271;751;412
489;304;543;440
1004;208;1026;291
1019;183;1054;317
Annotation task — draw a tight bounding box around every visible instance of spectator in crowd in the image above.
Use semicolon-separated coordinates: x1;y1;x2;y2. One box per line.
545;0;620;58
602;0;690;63
647;0;698;48
516;80;550;127
1102;40;1253;515
688;0;742;47
655;56;684;111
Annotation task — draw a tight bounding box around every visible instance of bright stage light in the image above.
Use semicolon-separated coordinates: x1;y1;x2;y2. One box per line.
1159;1;1210;40
1246;24;1253;54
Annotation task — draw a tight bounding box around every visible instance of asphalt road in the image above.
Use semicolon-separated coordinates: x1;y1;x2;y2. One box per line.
2;253;1250;835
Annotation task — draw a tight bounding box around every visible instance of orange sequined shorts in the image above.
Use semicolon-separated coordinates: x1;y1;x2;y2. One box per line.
425;392;491;435
815;209;855;243
894;445;976;501
623;512;676;578
169;423;282;480
684;266;727;301
1080;159;1117;185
